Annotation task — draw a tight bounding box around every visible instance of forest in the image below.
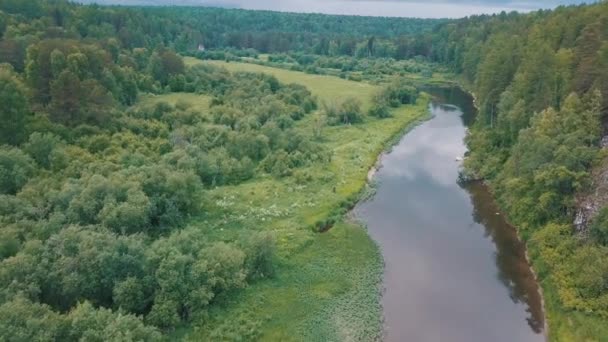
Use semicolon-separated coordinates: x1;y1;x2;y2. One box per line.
1;0;608;340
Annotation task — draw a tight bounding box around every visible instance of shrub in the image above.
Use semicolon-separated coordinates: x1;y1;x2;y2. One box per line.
368;102;391;118
324;98;364;125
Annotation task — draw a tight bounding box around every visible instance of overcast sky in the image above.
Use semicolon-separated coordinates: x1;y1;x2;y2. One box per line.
78;0;595;18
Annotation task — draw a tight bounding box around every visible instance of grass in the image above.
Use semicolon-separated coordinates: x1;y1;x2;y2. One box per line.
161;59;432;340
184;57;379;110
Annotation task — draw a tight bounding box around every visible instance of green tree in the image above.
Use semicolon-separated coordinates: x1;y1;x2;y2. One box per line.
590;207;608;246
49;49;66;78
49;70;82;124
23;132;62;169
0;67;28;145
68;301;161;341
244;232;275;279
113;277;149;314
0;146;35;195
0;296;67;342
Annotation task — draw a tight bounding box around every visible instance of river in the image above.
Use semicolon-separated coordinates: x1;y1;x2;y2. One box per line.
354;87;545;342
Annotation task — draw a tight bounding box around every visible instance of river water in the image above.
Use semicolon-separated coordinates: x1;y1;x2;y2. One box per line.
354;88;545;342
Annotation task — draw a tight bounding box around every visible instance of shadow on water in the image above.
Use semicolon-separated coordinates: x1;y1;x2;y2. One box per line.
464;181;545;334
433;86;544;332
439;85;545;335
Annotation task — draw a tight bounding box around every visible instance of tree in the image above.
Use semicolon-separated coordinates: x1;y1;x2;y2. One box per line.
148;49;185;85
244;232;275;279
49;70;82;124
0;67;29;145
590;207;608;246
338;97;364;125
23;132;62;169
0;146;35;195
40;227;147;310
113;277;148;314
0;14;5;38
0;296;67;342
49;49;66;78
68;301;162;341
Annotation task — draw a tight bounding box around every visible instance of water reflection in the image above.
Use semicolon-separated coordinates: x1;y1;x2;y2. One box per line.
354;87;544;342
464;181;545;333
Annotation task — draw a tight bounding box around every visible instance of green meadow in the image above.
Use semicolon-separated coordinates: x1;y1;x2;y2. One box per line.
156;59;431;340
184;57;379;109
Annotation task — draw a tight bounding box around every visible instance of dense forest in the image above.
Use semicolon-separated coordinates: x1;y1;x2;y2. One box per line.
2;0;608;340
0;0;443;62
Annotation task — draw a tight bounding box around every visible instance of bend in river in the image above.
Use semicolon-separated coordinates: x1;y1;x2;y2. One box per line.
355;87;544;342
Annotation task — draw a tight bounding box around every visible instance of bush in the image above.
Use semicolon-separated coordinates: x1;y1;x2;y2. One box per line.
244;232;276;280
368;102;391;118
377;79;418;107
324;97;364;125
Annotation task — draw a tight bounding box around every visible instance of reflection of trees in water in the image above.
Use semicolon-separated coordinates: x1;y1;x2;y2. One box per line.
465;181;545;334
430;102;459;113
426;87;477;127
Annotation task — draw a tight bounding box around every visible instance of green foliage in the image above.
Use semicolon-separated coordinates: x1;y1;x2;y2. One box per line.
15;0;608;339
244;232;276;280
0;146;35;195
494;93;601;227
376;78;419;107
0;297;67;342
368;102;391;118
23;132;62;169
0;66;28;145
324;97;364;125
590;207;608;246
67;301;162;341
0;15;335;335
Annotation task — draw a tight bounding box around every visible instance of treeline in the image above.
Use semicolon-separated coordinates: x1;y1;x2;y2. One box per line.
428;1;608;334
0;0;443;63
192;50;439;83
0;0;336;339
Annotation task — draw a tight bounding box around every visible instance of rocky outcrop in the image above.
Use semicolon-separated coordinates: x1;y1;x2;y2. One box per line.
602;136;608;148
574;146;608;233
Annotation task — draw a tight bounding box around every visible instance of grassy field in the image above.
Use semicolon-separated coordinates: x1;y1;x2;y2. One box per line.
157;59;431;340
184;57;379;110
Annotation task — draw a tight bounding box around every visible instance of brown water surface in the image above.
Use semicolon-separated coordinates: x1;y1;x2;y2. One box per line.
355;87;544;342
